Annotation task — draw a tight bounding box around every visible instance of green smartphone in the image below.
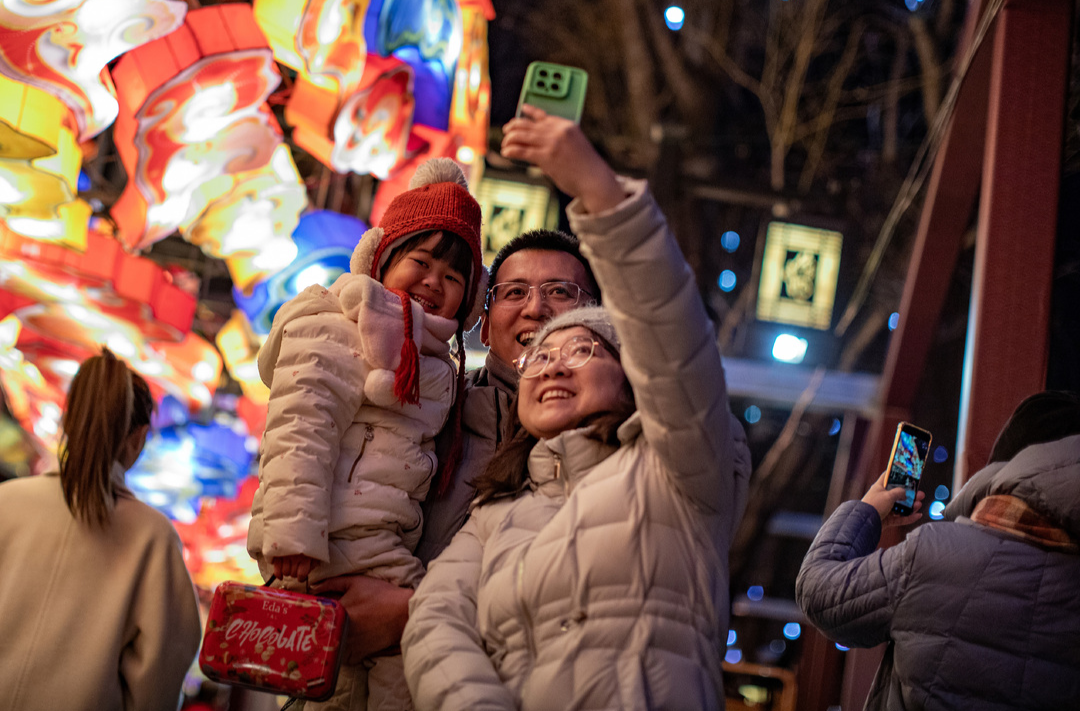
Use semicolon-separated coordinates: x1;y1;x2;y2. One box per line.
516;61;588;124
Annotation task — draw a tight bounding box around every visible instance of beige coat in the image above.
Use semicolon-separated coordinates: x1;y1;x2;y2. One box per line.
0;472;201;711
248;273;458;587
403;179;752;710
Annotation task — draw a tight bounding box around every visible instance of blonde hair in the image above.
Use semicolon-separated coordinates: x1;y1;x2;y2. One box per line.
58;348;153;526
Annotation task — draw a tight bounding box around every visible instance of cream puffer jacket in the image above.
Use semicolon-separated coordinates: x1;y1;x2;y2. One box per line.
402;179;753;710
247;272;457;586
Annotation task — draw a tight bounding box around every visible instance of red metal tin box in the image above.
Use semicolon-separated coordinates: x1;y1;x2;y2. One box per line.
199;581;349;701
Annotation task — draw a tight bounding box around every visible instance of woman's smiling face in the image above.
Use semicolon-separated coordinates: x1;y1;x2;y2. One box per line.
517;326;628;440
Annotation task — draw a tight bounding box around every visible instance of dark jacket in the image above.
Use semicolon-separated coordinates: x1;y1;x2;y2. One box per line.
796;434;1080;711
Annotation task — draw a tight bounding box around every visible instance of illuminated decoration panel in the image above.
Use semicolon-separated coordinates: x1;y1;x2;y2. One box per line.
287;54;415;178
0;0;187;141
448;0;493;156
233;209;367;335
0;76;90;249
253;0;370;95
127;396;252;523
174;477;264;588
363;0;462;130
368;123;456;225
216;310;269;405
475;176;558;262
111;4;283;251
756;221;842;330
180;144;307;294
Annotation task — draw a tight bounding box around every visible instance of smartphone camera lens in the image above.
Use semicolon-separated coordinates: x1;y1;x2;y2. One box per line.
554;72;563;80
539;69;549;77
537;81;546;88
551;83;560;91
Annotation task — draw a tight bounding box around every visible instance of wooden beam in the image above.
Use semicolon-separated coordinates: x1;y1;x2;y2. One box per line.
956;0;1071;481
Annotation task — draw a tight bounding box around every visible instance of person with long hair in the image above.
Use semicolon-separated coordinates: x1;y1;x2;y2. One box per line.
0;348;201;711
400;106;752;709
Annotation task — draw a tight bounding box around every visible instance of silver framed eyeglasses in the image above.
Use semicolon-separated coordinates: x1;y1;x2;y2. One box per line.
515;335;601;378
488;281;592;308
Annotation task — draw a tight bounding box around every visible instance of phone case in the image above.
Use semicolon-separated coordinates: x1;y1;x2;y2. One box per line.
199;581;349;701
516;61;588;124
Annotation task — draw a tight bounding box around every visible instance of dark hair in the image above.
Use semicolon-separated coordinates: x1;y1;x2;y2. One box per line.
383;229;476;322
471;338;633;506
59;348;154;526
987;390;1080;464
487;229;600;304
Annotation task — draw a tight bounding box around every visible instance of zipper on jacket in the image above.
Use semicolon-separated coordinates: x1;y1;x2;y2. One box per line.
516;553;538;664
347;425;375;483
553;454;571;497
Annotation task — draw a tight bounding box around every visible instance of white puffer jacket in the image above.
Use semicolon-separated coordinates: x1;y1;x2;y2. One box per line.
402;179;752;710
247;272;457;587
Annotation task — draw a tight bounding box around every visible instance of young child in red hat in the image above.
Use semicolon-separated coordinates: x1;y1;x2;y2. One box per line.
247;157;486;710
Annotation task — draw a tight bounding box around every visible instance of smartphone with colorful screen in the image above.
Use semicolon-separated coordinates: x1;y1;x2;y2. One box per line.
516;61;588;124
885;422;932;516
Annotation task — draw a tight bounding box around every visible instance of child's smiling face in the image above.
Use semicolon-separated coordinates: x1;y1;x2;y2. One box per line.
381;231;467;321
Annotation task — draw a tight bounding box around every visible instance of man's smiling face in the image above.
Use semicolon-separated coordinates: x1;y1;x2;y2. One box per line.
480;249;593;367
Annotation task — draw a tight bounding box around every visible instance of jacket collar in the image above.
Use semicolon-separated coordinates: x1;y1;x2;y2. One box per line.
527;426;620;497
472;351;519;394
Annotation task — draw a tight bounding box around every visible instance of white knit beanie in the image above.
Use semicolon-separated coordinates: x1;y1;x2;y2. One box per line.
531;306;620;355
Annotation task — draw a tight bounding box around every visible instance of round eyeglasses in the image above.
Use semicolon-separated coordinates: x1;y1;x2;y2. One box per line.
488;281;592;308
515;335;601;378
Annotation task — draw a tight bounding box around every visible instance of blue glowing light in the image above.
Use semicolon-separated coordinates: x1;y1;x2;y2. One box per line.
929;501;946;520
905;0;922;10
664;6;685;31
836;643;850;652
933;445;949;463
744;405;762;424
829;418;842;436
783;622;802;640
719;270;737;292
724;648;742;664
934;484;950;501
77;170;92;193
747;585;764;601
721;230;740;252
888;312;900;331
769;639;787;655
727;630;737;646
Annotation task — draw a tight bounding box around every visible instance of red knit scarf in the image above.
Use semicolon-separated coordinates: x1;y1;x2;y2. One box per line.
970;495;1078;552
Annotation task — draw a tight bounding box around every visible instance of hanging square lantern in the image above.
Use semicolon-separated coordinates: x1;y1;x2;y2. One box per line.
756;221;843;330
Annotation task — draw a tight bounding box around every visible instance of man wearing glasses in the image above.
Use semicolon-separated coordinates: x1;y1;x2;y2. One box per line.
310;229;602;658
417;228;601;564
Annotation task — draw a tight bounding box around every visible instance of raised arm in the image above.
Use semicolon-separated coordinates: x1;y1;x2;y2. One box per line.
402;511;516;710
501;106;750;521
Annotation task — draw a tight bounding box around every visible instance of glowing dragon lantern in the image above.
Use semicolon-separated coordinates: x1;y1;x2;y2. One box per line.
180;144;308;294
253;0;369;96
368;122;457;225
449;0;493;161
286;53;416;179
0;0;187;141
110;4;283;251
0;76;91;248
363;0;463;131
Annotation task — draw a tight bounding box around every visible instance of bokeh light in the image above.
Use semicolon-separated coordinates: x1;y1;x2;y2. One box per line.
783;622;801;640
721;230;740;252
664;6;685;31
719;269;737;292
744;405;762;424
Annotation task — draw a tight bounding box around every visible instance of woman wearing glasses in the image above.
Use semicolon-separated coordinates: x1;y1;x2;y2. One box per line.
402;104;752;710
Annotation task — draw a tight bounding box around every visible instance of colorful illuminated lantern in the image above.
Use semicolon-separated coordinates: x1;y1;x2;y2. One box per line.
0;0;187;141
369;123;457;225
254;0;370;95
233;209;366;335
216;310;269;405
0;76;89;249
363;0;462;130
449;0;493;157
111;4;283;251
181;144;307;294
287;54;415;178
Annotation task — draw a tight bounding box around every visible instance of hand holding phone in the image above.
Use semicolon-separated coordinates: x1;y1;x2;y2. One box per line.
884;422;932;516
516;61;588;124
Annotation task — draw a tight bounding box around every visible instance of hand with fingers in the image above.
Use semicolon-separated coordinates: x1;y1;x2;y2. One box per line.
310;574;414;663
862;471;925;527
272;554;319;583
501;104;625;214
